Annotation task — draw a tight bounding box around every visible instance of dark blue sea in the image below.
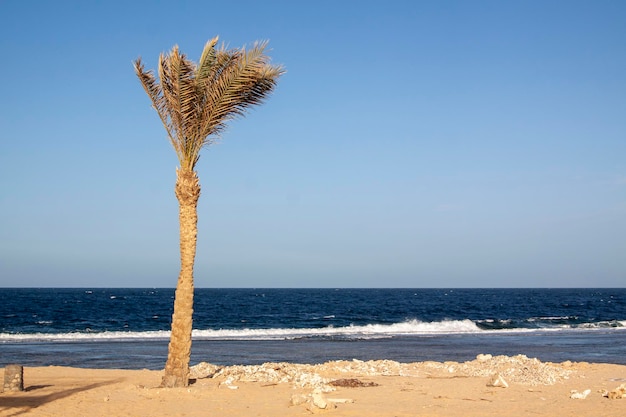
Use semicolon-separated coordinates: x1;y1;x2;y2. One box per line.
1;288;625;369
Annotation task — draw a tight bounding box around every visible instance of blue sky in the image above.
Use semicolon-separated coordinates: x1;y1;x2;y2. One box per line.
0;0;624;288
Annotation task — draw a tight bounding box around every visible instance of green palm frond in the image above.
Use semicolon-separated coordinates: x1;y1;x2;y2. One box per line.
134;37;284;172
196;37;219;82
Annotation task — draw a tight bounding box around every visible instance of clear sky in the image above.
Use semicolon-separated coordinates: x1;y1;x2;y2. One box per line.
0;0;624;288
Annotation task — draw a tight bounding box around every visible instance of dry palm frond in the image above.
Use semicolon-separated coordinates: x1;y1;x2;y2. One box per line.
134;37;284;171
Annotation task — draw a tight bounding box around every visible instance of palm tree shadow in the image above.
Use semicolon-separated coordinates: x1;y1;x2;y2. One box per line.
0;379;122;417
24;385;52;392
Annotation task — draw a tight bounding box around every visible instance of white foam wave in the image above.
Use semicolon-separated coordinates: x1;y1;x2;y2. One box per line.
0;330;172;342
1;318;624;343
528;316;576;322
0;319;481;342
193;319;483;340
573;320;625;329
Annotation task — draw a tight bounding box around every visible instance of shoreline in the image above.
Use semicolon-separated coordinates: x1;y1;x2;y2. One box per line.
2;355;625;416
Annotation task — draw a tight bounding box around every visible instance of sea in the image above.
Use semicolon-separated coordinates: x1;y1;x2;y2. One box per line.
1;288;625;370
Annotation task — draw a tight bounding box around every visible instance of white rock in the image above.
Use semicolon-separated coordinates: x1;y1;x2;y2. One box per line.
476;354;493;362
570;389;591;399
328;398;355;404
487;374;509;388
311;388;335;409
190;362;221;379
606;383;626;399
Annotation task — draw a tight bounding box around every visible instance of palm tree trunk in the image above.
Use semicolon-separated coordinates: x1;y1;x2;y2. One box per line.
161;168;201;388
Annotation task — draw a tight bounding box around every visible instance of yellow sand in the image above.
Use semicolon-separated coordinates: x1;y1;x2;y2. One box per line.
1;358;625;416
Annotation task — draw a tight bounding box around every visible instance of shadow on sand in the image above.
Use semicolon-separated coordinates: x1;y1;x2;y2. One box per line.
0;379;122;417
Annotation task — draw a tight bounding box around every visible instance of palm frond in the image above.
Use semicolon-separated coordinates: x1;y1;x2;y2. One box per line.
196;37;219;83
201;41;284;141
134;59;178;149
135;38;284;171
158;49;184;162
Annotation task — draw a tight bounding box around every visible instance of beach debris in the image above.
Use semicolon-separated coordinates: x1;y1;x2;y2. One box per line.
291;391;350;410
487;374;509;388
570;389;591;399
202;362;335;392
310;388;336;410
602;383;626;399
328;398;355;404
190;362;222;379
188;355;573;394
219;376;239;390
3;364;24;392
329;378;378;388
457;354;574;386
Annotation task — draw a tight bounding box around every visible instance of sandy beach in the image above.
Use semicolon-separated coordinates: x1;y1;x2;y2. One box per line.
2;355;625;416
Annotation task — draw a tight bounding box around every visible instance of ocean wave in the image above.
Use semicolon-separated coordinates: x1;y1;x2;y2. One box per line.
195;319;484;340
572;320;625;329
1;318;624;343
0;319;480;342
527;316;578;322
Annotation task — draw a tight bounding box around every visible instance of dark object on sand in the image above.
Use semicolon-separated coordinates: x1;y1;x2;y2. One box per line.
330;378;379;388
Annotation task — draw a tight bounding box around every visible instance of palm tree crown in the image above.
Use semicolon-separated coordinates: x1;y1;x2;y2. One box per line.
134;36;284;171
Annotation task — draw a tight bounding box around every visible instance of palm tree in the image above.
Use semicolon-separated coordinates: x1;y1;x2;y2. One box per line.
134;37;284;388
